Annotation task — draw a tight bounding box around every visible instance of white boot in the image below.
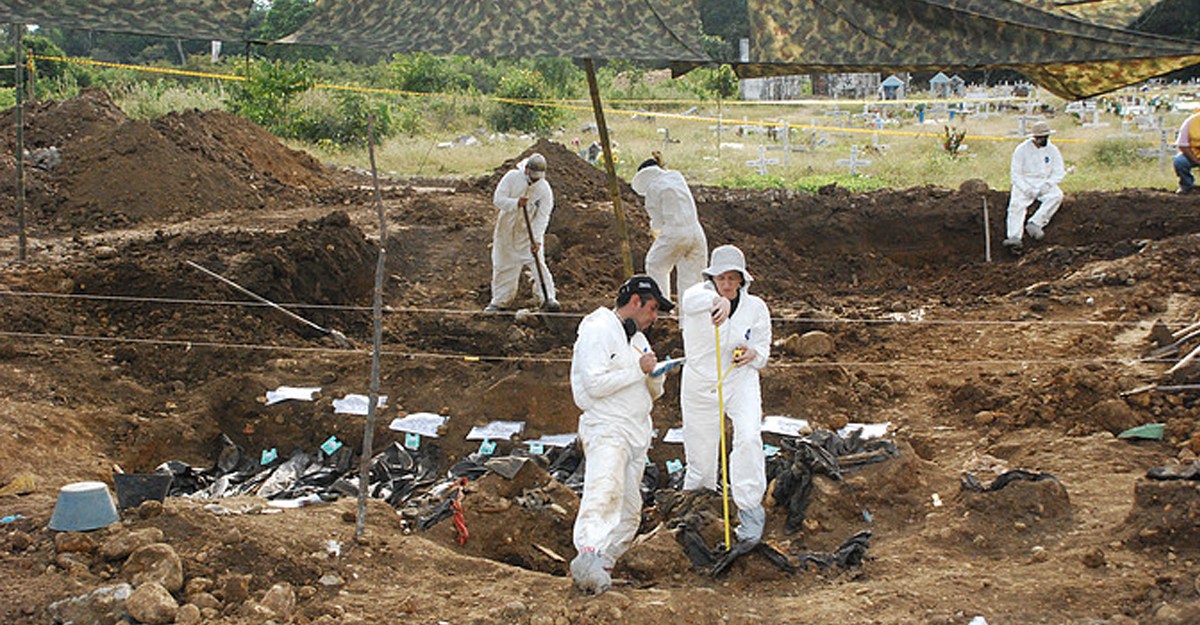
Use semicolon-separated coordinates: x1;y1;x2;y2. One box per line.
570;549;611;594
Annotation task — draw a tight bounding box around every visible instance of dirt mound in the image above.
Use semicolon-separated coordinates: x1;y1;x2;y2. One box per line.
475;138;640;209
694;184;1200;305
0;90;339;232
151;107;340;194
1124;478;1200;548
0;211;375;387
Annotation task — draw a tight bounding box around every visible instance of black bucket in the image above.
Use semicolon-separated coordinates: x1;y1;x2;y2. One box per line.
112;473;173;509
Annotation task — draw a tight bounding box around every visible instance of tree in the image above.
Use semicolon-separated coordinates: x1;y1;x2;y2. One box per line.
252;0;317;41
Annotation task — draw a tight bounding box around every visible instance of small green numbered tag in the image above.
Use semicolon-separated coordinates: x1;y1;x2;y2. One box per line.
404;432;421;450
320;436;342;455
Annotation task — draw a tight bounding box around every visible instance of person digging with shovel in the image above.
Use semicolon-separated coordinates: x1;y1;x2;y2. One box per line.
486;153;560;312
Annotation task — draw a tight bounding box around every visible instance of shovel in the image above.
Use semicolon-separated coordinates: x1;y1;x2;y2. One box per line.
187;260;353;348
519;192;560;313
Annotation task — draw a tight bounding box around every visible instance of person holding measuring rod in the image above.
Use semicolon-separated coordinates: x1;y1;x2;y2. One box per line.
679;244;772;547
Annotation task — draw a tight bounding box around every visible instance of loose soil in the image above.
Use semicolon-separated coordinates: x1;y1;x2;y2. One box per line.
1;91;1199;625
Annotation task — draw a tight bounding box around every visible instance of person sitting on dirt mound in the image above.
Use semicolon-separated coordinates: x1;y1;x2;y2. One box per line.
679;245;772;546
486;153;560;312
1174;111;1199;195
1004;120;1066;252
631;152;708;304
569;275;674;595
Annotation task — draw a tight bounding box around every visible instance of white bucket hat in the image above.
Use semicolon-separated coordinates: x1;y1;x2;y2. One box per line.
1028;121;1054;137
702;244;753;282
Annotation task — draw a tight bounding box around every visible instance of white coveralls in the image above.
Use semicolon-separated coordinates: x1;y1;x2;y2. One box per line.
570;307;664;567
1007;139;1065;242
679;280;771;539
630;165;708;302
490;159;556;308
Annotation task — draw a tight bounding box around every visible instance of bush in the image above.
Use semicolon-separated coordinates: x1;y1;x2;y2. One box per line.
226;59;313;134
683;65;739;100
1088;137;1143;168
291;91;392;147
0;33;80;96
390;52;472;94
487;68;562;134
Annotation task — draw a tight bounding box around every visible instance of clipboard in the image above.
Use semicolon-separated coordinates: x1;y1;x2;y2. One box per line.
650;357;686;377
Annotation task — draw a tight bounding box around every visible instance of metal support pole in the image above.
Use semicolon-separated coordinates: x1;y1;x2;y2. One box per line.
583;58;633;278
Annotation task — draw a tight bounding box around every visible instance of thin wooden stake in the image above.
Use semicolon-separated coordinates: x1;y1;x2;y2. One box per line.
357;113;388;540
983;197;991;263
14;23;26;261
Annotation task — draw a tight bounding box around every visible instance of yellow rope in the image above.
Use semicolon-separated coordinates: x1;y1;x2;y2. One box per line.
27;53;1085;143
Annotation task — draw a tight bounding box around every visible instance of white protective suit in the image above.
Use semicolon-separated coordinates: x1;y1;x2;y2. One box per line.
1007;139;1065;242
570;307;664;567
489;159;556;308
630;165;708;302
679;279;771;539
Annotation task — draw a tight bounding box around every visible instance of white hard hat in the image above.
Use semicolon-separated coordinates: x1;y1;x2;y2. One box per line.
702;245;753;282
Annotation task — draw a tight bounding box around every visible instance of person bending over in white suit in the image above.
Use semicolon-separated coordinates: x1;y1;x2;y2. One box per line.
1004;120;1065;253
486;153;559;311
569;275;674;594
631;153;708;304
679;245;771;545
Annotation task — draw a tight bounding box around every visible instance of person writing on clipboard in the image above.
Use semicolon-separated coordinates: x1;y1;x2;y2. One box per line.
568;275;674;594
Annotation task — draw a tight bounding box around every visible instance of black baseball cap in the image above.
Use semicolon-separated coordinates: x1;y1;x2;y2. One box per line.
618;274;674;312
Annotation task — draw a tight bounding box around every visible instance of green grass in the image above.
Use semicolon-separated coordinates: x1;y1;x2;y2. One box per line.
717;172;888;193
111;80;229;120
102;78;1190;193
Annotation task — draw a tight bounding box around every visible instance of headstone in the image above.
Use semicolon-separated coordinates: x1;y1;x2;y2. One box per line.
1013;115;1040;137
1081;109;1108;128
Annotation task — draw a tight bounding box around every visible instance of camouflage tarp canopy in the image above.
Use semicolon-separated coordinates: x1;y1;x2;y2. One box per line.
738;0;1200;99
1016;0;1159;28
0;0;256;41
4;0;1197;99
279;0;710;62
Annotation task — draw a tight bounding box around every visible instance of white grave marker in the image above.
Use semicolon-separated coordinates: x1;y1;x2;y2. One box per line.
836;145;871;175
745;145;780;176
